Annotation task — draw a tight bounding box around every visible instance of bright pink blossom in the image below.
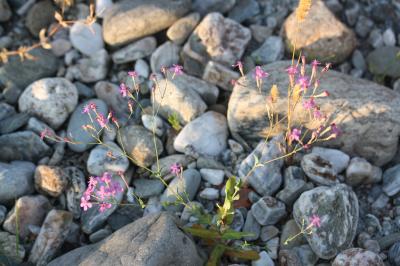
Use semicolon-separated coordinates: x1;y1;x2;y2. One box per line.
170;163;181;175
119;83;129;97
330;123;341;138
303;97;316;110
285;65;298;76
310;214;321;228
80;196;92;211
254;66;269;80
96;114;107;128
99;202;112;212
289;128;301;142
128;71;138;77
170;64;184;76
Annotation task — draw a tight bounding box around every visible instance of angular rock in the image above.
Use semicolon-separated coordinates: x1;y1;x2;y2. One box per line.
276;178;310;206
242;210;261;241
252;251;274;266
0;231;25;263
111;37;157;64
150;41;181;73
167;12;200;45
70;21;104;56
202;61;240;91
199;188;219;200
0;112;30;134
228;0;260;23
251;36;284;64
133;178;164;198
174;111;228;157
103;0;191;46
367;46;400;79
346;157;382;186
3;195;51;240
0;131;51;162
192;0;235;15
18;78;78;129
87;142;129;176
49;212;203;266
293;184;359;259
70;49;109;83
35;165;68;197
389;241;400;266
94;81;129;122
200;168;225;186
238;135;284;196
29;210;73;266
151;154;193;177
382;164;400;196
332;248;384;266
251;196;286;226
117;125;163;167
282;0;356;63
65;167;86;219
227;61;400;166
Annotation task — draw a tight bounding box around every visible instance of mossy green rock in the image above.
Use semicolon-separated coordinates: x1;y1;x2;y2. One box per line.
366;46;400;79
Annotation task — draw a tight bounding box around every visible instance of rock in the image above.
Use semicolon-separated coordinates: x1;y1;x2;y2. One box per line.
382;164;400;196
95;0;113;18
183;12;251;74
174;111;228;157
167;13;200;45
199;188;219;200
252;251;274;266
351;49;367;71
250;25;273;43
18;78;78;129
71;49;110;82
383;28;396;47
301;154;339;186
29;210;73;266
0;0;11;21
34;165;68;197
292;245;319;265
276;178;309;206
25;0;56;36
67;99;108;152
202;61;240;91
3;195;51;239
65;167;86;219
87;142;129;176
355;16;374;38
200;168;225;186
0;102;15;121
280;219;307;249
103;0;191;46
151;154;193;177
133;178;164;198
282;0;356;63
70;22;104;56
0;112;30;134
332;248;384;266
150;41;180;73
0;205;6;224
251;196;286;226
0;161;35;204
135;59;150;78
389;242;400;266
151;75;208;125
227;61;400;166
89;228;112;243
367;46;400;79
117;125;163;167
49;212;203;265
192;0;235;15
228;0;259;23
142;114;164;137
0;131;51;162
368;29;384;49
230;209;245;231
160;169;201;212
51;39;72;56
266;237;279;259
94;81;129;122
311;147;350;173
346;157;382;186
242;210;261;241
0;48;59;89
261;225;279;242
293;184;359;259
238;135;284;196
251;36;284;64
111;37;157;64
143;196;163;216
0;231;25;263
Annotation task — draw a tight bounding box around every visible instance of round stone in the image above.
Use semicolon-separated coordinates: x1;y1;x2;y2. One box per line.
70;21;104;56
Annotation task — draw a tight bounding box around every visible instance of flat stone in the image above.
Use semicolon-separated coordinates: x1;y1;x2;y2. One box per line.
382;164;400;196
0;112;30;134
251;36;284;64
151;154;193;177
200;168;225;186
167;12;200;45
133;178;164;198
242;210;261;241
301;153;340;186
112;37;157;64
150;41;180;73
65;167;86;219
199;188;219;200
192;0;235;15
252;251;274;266
87;142;130;176
25;0;56;36
35;165;68;197
70;21;104;56
228;0;260;23
251;196;286;226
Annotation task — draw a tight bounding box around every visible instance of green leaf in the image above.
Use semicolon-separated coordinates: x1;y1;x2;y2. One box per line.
224;248;260;261
183;227;221;239
221;230;255;240
206;244;226;266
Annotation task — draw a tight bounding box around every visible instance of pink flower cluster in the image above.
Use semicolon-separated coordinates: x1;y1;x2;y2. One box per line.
80;172;124;212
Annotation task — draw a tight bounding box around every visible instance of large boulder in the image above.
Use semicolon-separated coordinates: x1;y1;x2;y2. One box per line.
227;61;400;166
48;212;204;266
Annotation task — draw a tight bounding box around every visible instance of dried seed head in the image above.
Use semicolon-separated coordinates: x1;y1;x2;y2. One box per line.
296;0;312;22
270;84;279;103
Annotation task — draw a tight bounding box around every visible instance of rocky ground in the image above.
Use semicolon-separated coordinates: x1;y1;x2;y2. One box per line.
0;0;400;265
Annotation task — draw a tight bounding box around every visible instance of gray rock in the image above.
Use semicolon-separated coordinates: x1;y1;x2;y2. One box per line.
344;2;360;26
167;13;200;45
367;46;400;79
25;0;56;36
133;178;164;198
355;16;374;38
95;0;113;18
35;165;68;197
29;210;73;266
293;184;359;259
0;205;6;224
3;195;51;240
260;225;279;242
0;231;25;263
151;154;193;177
75;81;95;98
292;244;319;265
345;157;382;186
87;142;129;176
389;241;400;266
51;38;72;57
0;161;35;204
351;49;366;71
70;49;110;82
368;29;384;49
143;196;163;216
242;210;261;241
174;111;228;157
332;248;384;266
117;125;163;167
251;196;286;226
227;61;400;166
141;114;164;137
238;135;284;196
0;131;51;162
94;81;129;122
266;237;279;259
67;99;108;152
250;24;273;43
0;48;59;89
202;60;240;91
26;117;56;144
252;251;274;266
280;219;307;249
49;212;203;266
0;102;15;121
311;147;350;173
0;112;30;134
199;188;219;200
200;168;225;186
135;59;150;78
70;22;104;56
160;169;201;212
251;36;284;64
18;78;78;129
228;0;260;23
103;0;191;46
150;41;180;73
89;228;112;243
276;178;310;206
382;164;400;196
231;209;245;231
112;37;157;64
383;28;396;46
0;0;11;21
65;167;86;219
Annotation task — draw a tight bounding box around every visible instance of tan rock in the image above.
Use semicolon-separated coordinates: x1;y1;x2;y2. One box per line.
34;165;68;197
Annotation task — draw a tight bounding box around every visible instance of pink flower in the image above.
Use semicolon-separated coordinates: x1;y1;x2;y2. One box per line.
289;128;301;142
311;59;321;68
40;128;49;140
101;172;112;185
119;83;129;97
232;61;243;69
285;65;298;76
303;97;316;110
88;176;98;187
80;196;92;211
310;214;321;228
170;64;184;76
82;105;90;114
96;114;107;128
170;163;181;175
297;76;309;90
128;71;138;78
99;202;112;212
313;108;324;120
254;66;269;80
330;123;341;138
89;103;97;111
